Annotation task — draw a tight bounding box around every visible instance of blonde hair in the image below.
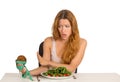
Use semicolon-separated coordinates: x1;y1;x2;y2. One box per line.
52;9;80;64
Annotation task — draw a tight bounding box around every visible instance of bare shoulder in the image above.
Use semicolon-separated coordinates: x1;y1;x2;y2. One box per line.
80;38;87;43
44;36;53;47
80;38;87;46
44;37;52;42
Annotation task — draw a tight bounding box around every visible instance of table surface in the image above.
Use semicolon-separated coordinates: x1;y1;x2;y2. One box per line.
0;73;120;82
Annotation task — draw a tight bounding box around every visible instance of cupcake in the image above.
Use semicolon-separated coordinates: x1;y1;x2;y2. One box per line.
16;55;26;61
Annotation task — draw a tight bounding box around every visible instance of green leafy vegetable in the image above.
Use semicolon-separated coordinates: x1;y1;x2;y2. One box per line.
43;67;71;77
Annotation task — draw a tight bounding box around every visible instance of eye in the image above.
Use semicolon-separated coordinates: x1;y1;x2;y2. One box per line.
65;25;70;28
58;25;62;28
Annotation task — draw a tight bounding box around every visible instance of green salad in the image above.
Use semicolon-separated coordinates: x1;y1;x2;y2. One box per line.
42;67;71;77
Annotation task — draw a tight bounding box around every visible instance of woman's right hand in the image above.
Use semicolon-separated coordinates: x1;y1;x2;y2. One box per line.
37;52;49;66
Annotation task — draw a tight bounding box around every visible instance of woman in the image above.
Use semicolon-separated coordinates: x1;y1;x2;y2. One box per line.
18;9;87;76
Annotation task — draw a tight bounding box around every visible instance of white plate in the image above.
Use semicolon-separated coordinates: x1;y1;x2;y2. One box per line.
41;72;73;79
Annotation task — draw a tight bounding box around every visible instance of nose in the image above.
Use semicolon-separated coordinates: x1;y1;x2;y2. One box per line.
61;26;66;33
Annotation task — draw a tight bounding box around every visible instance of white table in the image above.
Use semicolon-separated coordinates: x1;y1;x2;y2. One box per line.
0;73;120;82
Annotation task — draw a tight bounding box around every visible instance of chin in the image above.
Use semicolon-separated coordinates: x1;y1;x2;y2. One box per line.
61;37;68;40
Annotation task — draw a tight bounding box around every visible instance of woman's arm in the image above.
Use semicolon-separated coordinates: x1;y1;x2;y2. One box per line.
38;38;87;72
30;66;48;76
30;37;52;76
37;37;52;65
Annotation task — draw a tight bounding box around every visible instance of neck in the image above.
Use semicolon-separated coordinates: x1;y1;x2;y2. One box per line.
60;38;68;43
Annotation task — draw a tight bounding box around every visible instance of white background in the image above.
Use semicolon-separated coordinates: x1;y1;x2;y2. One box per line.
0;0;120;80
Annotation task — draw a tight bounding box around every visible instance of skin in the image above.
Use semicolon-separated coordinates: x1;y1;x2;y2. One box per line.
29;19;87;76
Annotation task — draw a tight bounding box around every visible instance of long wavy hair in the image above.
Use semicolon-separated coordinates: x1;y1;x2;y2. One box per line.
52;9;80;64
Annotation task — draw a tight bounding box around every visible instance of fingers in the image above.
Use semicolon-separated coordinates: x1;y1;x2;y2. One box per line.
36;51;39;57
37;51;39;56
37;52;42;59
36;52;42;64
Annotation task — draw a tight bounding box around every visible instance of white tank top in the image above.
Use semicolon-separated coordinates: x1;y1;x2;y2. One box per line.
51;39;61;63
50;39;76;72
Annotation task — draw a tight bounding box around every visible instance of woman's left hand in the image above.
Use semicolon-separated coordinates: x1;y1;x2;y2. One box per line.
37;52;49;66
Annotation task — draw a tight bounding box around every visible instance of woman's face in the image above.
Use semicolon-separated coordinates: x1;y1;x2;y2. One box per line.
58;19;72;40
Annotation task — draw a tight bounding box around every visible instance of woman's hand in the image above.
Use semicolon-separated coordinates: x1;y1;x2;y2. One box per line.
37;52;49;66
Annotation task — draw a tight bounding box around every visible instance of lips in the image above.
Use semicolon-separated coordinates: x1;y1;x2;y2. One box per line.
62;34;66;36
61;34;67;39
